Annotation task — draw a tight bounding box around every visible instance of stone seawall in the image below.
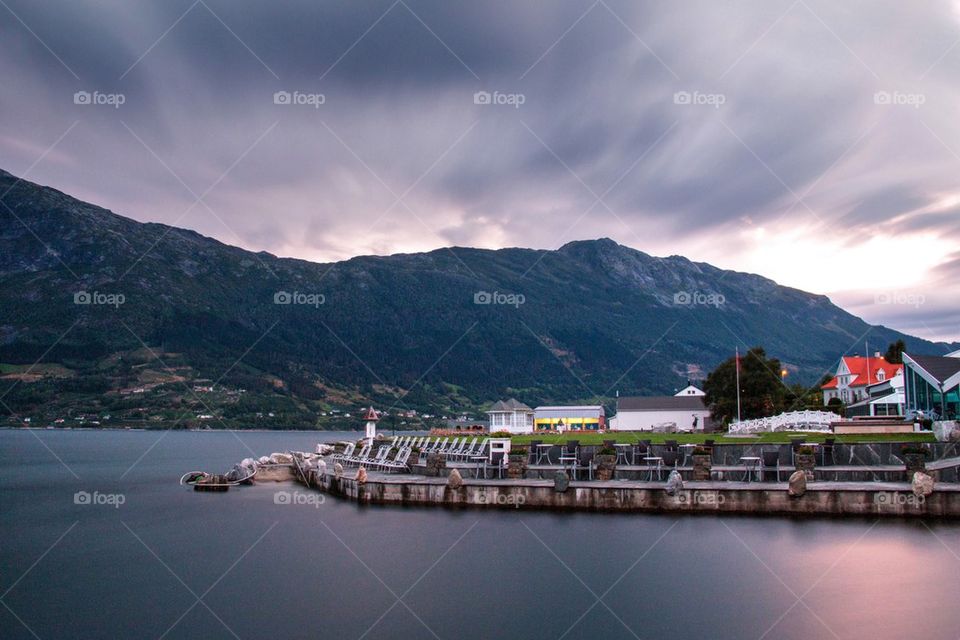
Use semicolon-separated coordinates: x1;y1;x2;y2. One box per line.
308;472;960;518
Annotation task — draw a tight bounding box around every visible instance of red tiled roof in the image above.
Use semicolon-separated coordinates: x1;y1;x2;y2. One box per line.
821;356;902;390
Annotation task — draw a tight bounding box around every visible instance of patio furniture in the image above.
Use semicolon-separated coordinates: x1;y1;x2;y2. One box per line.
789;437;804;465
576;448;596;480
740;456;761;482
821;438;836;466
559;441;579;472
528;439;542;464
535;443;553;465
661;450;679;471
482;451;505;479
332;442;355;461
614;443;631;466
761;450;782;481
643;455;664;481
632;441;650;465
664;439;678;450
678;443;697;466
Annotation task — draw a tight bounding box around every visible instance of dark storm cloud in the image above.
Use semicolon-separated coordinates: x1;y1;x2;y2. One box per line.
1;0;959;339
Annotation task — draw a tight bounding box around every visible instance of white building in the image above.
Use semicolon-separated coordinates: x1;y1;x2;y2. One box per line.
845;369;904;417
674;384;705;397
611;396;711;431
486;398;534;434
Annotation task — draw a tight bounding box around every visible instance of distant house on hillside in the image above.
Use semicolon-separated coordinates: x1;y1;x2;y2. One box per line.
821;355;902;405
486;398;534;434
611;396;711;431
674;384;705;397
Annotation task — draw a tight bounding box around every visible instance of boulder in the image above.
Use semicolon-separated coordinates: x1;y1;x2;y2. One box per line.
258;456;272;465
334;463;344;478
269;452;294;464
788;470;807;497
447;468;464;489
665;470;683;496
554;471;570;493
317;459;327;477
912;471;934;497
316;443;335;455
356;466;368;484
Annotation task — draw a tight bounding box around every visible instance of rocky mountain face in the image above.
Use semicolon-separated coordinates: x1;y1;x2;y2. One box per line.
0;169;954;425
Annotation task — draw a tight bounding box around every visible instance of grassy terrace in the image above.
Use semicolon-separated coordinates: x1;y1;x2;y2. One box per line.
501;432;937;445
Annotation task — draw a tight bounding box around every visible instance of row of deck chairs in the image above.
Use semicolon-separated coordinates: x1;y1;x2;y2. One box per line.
330;442;413;473
392;436;490;463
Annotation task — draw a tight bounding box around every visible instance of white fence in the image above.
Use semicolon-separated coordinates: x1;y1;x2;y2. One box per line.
728;410;838;434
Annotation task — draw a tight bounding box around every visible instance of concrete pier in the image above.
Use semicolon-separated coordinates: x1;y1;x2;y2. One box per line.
304;469;960;518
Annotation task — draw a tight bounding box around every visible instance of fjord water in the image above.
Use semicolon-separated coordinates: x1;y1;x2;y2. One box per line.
2;430;959;640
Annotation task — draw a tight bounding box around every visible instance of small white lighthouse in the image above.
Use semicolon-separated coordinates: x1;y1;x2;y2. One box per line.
363;406;380;445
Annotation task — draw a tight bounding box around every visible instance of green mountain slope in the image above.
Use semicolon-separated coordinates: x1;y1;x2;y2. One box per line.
1;169;954;428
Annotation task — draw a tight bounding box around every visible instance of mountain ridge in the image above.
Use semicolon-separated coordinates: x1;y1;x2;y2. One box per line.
1;169;955;427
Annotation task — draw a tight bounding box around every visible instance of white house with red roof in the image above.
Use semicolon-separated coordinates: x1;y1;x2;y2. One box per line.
821;355;903;406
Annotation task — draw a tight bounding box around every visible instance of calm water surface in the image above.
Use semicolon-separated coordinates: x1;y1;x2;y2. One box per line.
2;429;959;640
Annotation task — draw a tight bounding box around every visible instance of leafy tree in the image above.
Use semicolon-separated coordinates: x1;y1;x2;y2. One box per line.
826;397;844;415
884;339;906;364
703;346;788;424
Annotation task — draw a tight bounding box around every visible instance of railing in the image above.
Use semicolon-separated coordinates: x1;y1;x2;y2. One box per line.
728;410;839;434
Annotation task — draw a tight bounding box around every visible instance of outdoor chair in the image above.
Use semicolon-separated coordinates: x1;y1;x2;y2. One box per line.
483;451;505;479
821;438;836;466
762;450;782;482
559;440;579;471
661;450;679;471
528;439;542;464
576;448;596;480
332;442;355;461
346;444;371;466
381;448;412;473
664;439;678;452
632;441;649;465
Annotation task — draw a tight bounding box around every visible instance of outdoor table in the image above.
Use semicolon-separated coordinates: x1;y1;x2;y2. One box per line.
535;444;553;465
614;443;632;465
740;456;761;482
643;456;663;481
679;443;697;466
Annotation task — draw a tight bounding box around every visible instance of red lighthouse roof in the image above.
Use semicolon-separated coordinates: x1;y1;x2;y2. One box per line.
362;406;380;421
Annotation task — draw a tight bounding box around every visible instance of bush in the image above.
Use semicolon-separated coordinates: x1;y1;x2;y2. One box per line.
490;431;512;438
509;447;528;457
901;445;929;457
598;446;616;456
797;445;815;455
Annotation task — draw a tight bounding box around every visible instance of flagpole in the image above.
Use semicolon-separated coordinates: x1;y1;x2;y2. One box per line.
735;346;742;424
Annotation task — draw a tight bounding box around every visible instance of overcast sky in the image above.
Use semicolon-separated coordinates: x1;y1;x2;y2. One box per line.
2;0;958;342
